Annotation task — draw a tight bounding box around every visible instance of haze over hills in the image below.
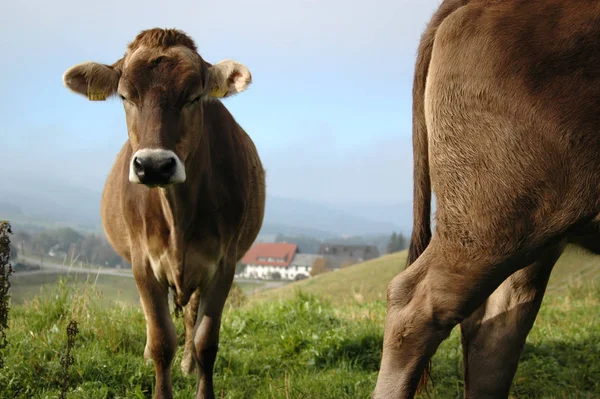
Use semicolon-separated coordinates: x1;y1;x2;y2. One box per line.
262;196;409;238
0;172;411;238
0;173;103;231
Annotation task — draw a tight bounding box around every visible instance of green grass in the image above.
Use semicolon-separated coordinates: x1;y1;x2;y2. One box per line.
0;274;598;398
252;245;600;305
1;246;599;398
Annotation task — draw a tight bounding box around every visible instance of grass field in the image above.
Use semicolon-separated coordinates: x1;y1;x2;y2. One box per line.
1;246;599;398
9;273;139;306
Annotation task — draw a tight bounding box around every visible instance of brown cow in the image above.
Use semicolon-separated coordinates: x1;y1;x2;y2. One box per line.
374;0;600;398
62;28;265;399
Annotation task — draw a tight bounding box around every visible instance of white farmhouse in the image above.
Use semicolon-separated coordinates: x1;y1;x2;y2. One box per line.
237;242;324;281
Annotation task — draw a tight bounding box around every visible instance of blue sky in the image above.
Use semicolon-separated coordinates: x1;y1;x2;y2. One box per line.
1;0;441;207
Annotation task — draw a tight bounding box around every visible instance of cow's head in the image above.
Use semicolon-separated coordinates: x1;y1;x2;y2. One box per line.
62;28;252;188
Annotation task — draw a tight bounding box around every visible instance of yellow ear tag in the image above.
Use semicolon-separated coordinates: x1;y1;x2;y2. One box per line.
87;89;107;101
210;85;228;98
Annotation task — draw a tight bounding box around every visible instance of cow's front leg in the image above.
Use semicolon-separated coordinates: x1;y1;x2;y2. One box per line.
133;259;177;399
193;263;235;399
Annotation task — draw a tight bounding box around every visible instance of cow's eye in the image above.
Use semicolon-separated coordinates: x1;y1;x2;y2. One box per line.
186;95;202;106
119;94;136;106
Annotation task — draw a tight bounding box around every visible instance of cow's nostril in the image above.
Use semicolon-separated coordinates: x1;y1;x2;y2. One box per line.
133;157;145;175
159;157;176;174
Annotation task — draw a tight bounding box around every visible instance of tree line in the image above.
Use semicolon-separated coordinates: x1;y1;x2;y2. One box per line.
10;227;127;268
275;231;408;255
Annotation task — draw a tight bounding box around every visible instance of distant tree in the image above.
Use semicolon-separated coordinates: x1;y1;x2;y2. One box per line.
29;228;124;267
387;233;398;254
79;234;104;264
8;243;18;261
93;242;123;267
13;231;31;256
387;232;407;254
31;231;58;254
31;227;84;255
310;258;328;277
55;228;84;253
13;231;31;243
275;234;321;253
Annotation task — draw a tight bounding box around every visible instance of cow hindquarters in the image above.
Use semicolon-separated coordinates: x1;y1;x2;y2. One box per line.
373;239;544;399
133;259;177;399
192;261;235;399
460;240;565;398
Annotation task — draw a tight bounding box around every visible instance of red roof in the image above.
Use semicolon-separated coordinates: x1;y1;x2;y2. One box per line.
241;243;298;267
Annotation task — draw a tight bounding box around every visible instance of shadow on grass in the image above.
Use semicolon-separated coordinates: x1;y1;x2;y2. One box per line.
513;338;600;397
417;336;600;398
317;328;600;398
312;332;383;371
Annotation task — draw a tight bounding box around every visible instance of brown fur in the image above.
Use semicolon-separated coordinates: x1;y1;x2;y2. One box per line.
375;1;600;398
127;28;198;53
63;28;265;399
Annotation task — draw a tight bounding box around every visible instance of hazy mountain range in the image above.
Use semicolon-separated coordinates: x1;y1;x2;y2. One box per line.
0;173;412;238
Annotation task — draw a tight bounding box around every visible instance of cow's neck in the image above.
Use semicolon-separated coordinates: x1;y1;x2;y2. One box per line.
156;122;212;238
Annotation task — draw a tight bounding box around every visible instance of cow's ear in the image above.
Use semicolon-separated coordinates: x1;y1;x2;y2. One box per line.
62;61;120;101
205;60;252;99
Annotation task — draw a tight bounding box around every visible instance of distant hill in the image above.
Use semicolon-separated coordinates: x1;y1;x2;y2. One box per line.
337;201;414;235
0;202;25;218
263;196;405;237
250;246;600;305
0;173;103;232
0;173;407;238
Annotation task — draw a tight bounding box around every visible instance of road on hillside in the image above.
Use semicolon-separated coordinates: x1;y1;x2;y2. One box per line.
13;255;134;278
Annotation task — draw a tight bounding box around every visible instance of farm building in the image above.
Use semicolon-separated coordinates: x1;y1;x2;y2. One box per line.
237;242;323;280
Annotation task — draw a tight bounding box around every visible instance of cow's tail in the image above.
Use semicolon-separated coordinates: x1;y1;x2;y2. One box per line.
406;37;433;271
407;0;468;395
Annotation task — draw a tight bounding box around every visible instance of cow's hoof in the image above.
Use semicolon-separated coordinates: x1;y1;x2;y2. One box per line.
181;354;197;375
143;345;153;364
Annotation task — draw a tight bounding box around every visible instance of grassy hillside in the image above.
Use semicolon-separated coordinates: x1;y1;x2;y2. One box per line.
252;245;600;305
0;276;598;398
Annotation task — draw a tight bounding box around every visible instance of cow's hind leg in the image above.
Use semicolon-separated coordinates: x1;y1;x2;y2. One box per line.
192;261;235;399
182;289;201;375
460;241;565;398
133;262;177;399
372;239;546;399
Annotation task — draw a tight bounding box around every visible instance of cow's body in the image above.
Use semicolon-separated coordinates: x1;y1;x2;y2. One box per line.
63;29;265;399
374;1;600;398
103;99;264;304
